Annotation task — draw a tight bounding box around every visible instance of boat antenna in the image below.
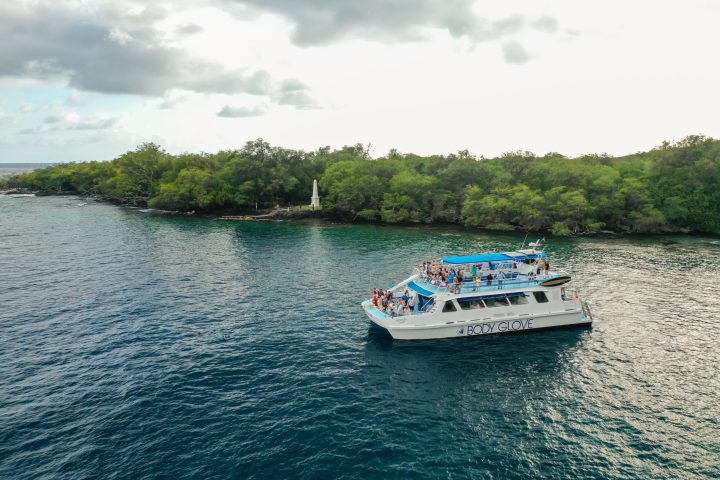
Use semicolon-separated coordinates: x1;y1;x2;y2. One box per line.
520;232;529;250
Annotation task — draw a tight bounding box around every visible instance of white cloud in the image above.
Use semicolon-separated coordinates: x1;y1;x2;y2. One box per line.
108;27;133;45
0;1;303;98
0;108;14;125
65;89;85;106
217;104;267;117
155;93;190;110
0;0;719;163
229;0;559;47
502;41;532;64
20;112;121;135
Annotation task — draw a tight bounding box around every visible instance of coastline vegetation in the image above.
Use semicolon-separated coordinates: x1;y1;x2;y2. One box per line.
2;135;719;235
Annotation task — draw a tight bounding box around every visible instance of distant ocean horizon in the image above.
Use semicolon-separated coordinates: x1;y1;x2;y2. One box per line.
0;163;55;178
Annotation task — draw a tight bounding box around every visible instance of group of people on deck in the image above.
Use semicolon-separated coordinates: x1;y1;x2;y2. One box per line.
370;258;554;318
418;258;551;292
419;261;508;292
371;288;415;318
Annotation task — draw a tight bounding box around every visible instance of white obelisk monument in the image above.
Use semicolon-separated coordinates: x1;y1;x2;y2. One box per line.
310;178;320;210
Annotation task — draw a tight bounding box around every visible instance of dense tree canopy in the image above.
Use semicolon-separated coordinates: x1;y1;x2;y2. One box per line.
3;136;720;235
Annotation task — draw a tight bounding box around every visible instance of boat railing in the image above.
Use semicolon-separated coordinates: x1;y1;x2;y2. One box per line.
413;270;568;295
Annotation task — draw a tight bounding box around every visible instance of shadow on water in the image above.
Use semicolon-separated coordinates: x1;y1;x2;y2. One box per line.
363;324;592;383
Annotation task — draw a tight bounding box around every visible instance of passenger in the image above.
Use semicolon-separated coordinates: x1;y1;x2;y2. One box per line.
486;273;493;286
470;264;478;280
474;276;481;291
404;305;412;316
453;275;461;293
408;296;416;311
496;270;506;289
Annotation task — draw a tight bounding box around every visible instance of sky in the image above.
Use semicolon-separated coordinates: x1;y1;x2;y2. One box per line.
1;0;719;163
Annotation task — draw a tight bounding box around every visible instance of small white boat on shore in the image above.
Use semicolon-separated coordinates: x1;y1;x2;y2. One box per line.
362;241;592;340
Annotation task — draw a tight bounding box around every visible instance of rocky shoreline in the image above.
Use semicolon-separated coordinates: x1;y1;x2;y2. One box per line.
0;189;327;222
216;207;325;222
0;188;36;195
3;190;711;237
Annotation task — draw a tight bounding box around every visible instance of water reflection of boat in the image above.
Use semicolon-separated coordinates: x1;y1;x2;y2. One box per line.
362;240;592;341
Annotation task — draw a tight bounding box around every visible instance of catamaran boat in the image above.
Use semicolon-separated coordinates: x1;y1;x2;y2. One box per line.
362;241;592;340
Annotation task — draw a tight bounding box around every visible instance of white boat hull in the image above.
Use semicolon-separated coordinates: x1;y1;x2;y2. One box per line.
362;291;592;340
366;310;590;340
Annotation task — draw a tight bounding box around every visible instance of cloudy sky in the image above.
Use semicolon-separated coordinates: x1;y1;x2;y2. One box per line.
1;0;719;163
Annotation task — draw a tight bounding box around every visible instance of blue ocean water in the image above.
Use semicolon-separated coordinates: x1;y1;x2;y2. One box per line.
1;195;719;479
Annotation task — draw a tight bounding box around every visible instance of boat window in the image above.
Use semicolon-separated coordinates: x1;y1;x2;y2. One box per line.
418;295;434;311
509;295;529;305
486;297;509;307
533;291;549;303
442;301;457;313
458;299;486;310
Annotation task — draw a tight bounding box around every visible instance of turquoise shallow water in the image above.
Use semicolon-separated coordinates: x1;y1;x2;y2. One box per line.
1;195;719;479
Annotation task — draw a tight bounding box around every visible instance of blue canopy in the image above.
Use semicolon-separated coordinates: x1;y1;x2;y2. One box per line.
407;280;435;297
441;252;546;265
443;253;510;264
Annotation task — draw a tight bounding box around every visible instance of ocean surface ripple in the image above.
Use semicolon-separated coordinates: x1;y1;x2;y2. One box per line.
1;195;718;479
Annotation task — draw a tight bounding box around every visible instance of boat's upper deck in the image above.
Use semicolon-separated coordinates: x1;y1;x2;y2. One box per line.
409;247;566;297
365;244;569;318
409;270;567;297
